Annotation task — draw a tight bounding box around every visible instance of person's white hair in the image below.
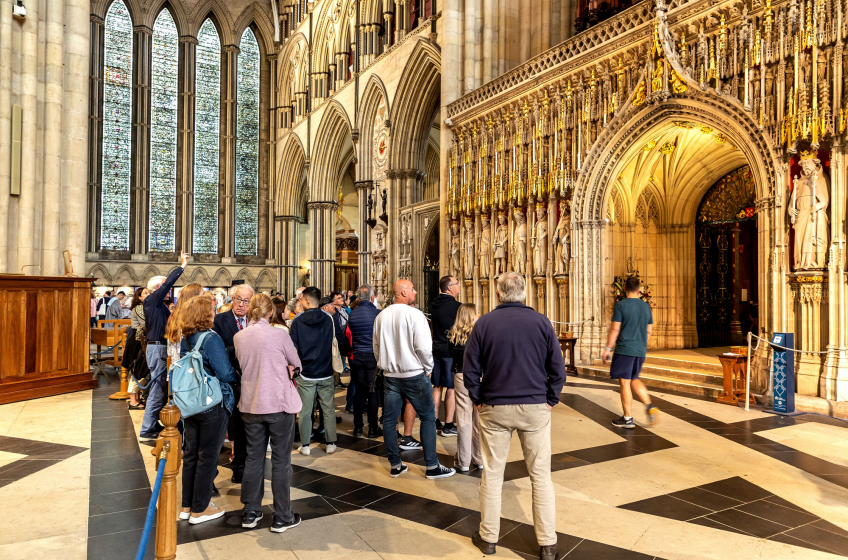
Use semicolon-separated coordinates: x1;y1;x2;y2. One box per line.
232;284;255;299
497;271;526;303
147;276;167;291
357;284;375;302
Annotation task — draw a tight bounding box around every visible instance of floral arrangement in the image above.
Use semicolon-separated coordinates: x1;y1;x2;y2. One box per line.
613;271;655;307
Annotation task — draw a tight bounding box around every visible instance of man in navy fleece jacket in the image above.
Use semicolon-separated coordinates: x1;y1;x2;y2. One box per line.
463;271;566;560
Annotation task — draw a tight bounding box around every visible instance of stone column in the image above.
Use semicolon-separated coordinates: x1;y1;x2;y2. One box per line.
441;0;462;278
824;146;848;400
86;15;104;255
729;223;744;344
221;45;240;262
15;0;39;271
464;0;482;94
268;54;278;265
131;25;153;258
384;4;394;50
177;37;197;256
41;0;65;275
62;0;91;274
356;180;373;285
571;220;605;364
277;215;300;295
791;275;828;396
308;201;338;293
556;276;568;335
404;169;416;207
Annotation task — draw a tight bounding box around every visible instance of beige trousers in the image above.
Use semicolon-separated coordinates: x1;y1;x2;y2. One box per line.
479;403;555;546
453;373;482;467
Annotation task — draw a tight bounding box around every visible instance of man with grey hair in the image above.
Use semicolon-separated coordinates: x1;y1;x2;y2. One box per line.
214;282;255;483
463;271;566;560
347;284;381;437
140;253;191;440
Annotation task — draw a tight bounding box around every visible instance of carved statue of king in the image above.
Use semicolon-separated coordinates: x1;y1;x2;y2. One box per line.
532;203;548;276
789;151;830;270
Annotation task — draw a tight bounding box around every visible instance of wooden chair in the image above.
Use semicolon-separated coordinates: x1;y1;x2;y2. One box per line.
91;319;131;373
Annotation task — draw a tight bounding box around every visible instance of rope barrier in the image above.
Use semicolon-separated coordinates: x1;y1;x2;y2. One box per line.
750;333;845;355
136;443;168;560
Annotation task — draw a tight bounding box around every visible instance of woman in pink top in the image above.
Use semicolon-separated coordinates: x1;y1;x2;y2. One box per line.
233;293;303;533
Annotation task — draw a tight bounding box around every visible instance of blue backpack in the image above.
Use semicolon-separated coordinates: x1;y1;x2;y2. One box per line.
169;331;223;418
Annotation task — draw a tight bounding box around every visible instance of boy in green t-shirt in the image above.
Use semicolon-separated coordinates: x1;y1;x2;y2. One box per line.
602;276;660;428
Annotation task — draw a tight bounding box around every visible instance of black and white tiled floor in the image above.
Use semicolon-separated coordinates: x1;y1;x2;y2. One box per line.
3;370;848;560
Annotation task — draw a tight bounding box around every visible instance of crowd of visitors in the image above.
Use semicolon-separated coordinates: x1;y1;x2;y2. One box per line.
101;254;658;560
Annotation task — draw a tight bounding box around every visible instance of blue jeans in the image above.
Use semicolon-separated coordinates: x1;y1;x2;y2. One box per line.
383;373;438;469
140;344;168;437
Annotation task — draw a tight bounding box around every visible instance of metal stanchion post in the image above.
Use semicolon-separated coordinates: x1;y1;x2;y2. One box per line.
153;403;182;560
745;332;752;412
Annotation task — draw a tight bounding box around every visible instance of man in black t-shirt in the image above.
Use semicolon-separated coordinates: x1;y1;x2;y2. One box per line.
602;276;660;429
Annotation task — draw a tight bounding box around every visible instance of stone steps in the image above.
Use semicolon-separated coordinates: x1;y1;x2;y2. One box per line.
578;355;726;399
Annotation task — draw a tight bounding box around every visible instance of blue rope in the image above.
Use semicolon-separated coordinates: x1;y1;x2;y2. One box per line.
136;449;168;560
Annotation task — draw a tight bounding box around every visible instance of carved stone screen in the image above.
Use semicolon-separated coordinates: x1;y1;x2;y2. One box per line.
148;10;179;253
194;19;221;254
100;0;133;251
235;29;260;256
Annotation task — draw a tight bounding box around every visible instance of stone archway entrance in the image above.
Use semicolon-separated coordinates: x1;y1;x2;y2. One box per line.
422;219;440;312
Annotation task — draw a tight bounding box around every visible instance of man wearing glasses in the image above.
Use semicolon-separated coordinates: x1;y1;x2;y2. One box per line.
214;283;254;483
429;276;462;437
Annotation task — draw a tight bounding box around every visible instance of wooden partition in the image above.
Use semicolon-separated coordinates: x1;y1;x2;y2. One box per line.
0;275;98;404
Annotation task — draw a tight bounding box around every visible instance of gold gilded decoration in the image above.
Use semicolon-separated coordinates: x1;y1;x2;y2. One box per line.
790;275;826;283
670;67;688;94
631;81;646;107
699;125;713;134
674;121;696;129
659;141;675;155
697;166;756;224
799;150;818;161
642;140;657;151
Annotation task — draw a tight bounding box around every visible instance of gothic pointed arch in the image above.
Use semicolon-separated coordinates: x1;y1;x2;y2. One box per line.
188;0;235;46
88;264;113;285
310;101;354;202
276;132;307;216
389;40;441;172
233;2;275;56
357;75;391;181
143;0;190;34
91;0;140;24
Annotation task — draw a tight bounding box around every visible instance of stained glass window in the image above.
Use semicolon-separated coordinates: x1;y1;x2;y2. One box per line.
697;166;756;224
148;10;179;252
194;19;221;254
100;0;133;251
235;28;260;255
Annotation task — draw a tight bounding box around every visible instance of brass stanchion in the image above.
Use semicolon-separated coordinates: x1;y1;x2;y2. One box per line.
152;403;182;560
109;367;131;400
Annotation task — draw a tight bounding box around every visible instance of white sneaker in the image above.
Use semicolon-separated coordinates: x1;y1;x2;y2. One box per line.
298;446;311;456
179;508;191;521
267;443;272;452
453;459;470;472
475;463;484;471
326;443;336;454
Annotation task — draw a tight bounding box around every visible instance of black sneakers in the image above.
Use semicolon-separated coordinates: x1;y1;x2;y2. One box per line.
540;543;559;560
241;510;263;528
390;463;409;478
352;427;363;437
435;419;443;431
425;464;456;479
367;426;383;438
612;416;636;429
271;513;301;533
440;424;457;437
398;436;422;450
472;531;496;554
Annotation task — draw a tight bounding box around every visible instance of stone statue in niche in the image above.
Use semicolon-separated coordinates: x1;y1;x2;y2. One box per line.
512;209;527;275
789;152;830;270
450;220;461;277
532;203;548;276
493;211;508;276
464;218;474;279
479;215;491;279
553;198;571;275
372;224;388;283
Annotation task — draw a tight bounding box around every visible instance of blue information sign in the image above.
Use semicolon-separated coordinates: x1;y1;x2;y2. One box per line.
770;333;795;413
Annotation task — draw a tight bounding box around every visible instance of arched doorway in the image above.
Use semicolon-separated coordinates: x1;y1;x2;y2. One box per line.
422;219;440;312
695;166;759;348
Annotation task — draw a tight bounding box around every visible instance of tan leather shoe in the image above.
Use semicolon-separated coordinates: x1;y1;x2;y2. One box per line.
188;503;225;525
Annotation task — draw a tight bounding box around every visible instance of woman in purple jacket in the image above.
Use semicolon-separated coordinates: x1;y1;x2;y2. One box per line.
234;293;303;533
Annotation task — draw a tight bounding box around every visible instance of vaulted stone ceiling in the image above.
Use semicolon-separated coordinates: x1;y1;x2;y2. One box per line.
613;122;748;225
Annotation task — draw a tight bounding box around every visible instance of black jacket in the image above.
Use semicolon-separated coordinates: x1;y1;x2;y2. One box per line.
429;293;461;357
331;311;350;356
213;311;243;374
348;301;380;356
463;302;567;407
449;340;466;373
143;266;183;342
289;308;335;380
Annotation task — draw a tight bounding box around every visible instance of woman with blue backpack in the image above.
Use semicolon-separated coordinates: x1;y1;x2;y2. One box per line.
175;294;239;525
